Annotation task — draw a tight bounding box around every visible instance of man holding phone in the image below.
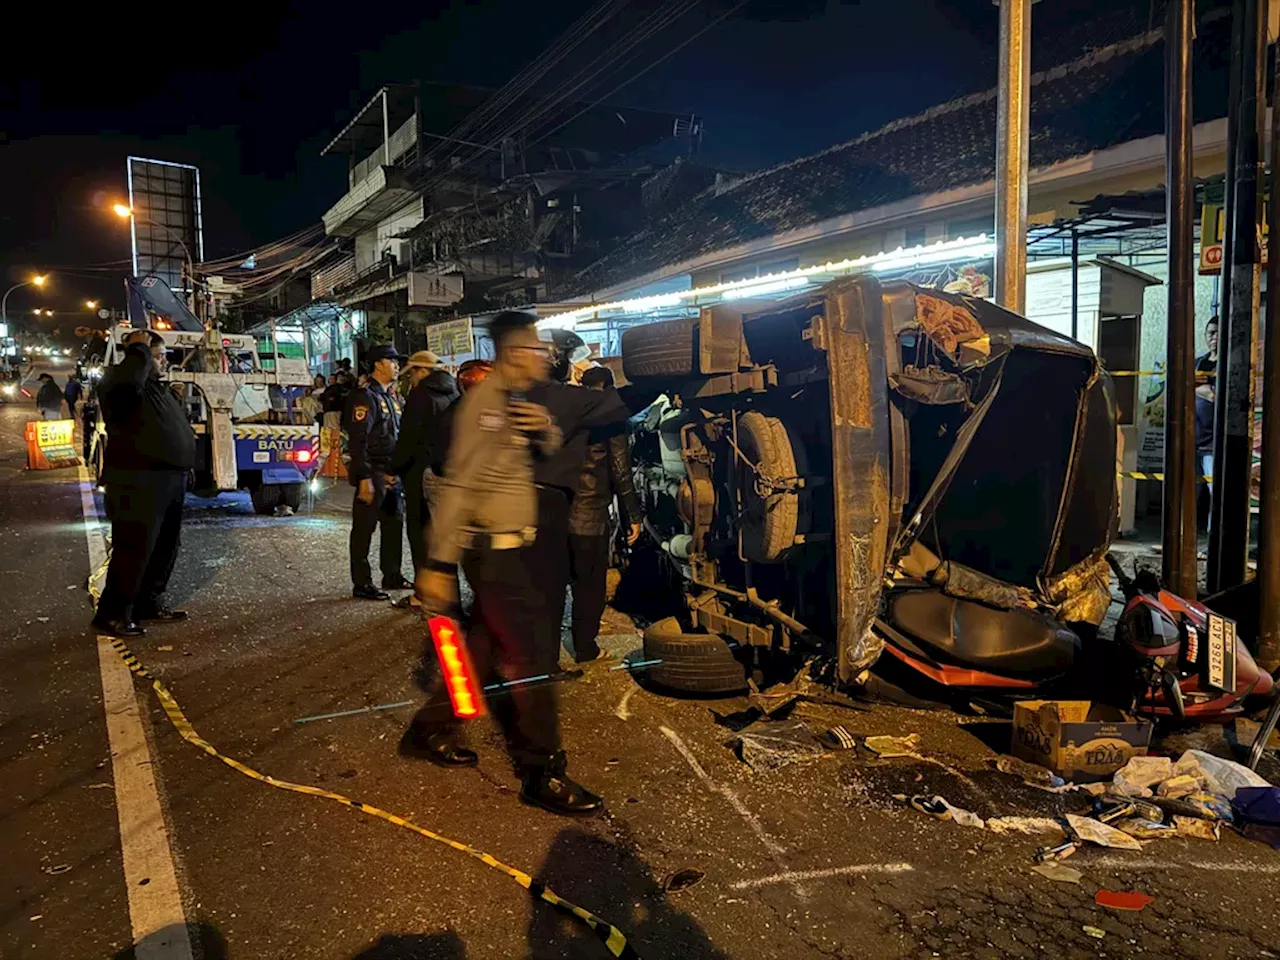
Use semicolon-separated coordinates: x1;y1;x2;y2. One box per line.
346;344;410;600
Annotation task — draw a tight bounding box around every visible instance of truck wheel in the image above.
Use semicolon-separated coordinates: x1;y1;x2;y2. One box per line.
250;484;281;515
621;318;697;380
279;483;304;512
737;411;807;563
643;617;747;695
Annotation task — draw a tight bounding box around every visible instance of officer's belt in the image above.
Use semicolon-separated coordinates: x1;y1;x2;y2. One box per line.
457;527;534;551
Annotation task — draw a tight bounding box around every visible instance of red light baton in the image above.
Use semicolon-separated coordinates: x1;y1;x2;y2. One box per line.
427;615;486;719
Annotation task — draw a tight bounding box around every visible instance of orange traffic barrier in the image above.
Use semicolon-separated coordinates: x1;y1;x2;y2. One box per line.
26;419;81;470
317;426;347;478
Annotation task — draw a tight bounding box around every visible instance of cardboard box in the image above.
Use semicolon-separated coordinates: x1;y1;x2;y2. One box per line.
1011;700;1152;783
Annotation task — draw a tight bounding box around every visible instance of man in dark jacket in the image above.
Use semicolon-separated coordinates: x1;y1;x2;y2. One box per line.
391;350;458;588
346;344;408;600
569;366;642;663
93;329;195;637
36;373;63;420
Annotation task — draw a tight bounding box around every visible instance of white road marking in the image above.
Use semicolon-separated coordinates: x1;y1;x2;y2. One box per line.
79;468;194;960
1092;857;1280;873
658;725;804;896
614;685;638;721
731;863;914;890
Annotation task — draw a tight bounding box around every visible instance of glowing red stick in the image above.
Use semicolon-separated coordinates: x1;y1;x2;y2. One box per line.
427;616;485;719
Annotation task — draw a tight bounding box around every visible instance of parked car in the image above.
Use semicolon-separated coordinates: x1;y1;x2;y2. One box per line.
616;275;1121;700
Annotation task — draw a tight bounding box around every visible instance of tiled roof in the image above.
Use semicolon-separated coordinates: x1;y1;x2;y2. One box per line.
561;12;1230;299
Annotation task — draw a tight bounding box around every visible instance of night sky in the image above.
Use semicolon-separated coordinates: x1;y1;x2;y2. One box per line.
0;0;1164;333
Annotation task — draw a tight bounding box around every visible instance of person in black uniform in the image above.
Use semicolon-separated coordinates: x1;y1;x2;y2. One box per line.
526;330;631;669
347;344;410;600
391;350;458;593
569;366;643;663
92;329;195;637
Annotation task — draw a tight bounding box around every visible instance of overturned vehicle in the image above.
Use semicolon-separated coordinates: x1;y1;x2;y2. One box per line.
615;276;1270;716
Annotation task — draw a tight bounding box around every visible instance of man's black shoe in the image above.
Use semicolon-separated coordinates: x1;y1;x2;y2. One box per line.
137;608;189;623
520;752;603;817
381;575;413;590
352;584;390;601
398;729;478;767
91;617;145;638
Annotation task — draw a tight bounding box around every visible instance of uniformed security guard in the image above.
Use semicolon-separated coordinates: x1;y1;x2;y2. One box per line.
346;344;411;600
413;310;603;817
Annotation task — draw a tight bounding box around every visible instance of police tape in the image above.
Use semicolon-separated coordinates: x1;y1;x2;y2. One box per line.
1119;472;1213;481
102;636;640;958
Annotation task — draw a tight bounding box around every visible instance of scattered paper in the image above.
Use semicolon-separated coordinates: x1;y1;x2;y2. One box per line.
1032;862;1082;884
864;733;921;758
1066;813;1143;851
987;816;1066;837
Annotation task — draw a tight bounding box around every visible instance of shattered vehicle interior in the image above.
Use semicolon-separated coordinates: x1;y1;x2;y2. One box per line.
617;276;1119;700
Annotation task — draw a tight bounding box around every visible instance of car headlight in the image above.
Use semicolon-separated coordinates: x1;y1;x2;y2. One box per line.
2;384;14;396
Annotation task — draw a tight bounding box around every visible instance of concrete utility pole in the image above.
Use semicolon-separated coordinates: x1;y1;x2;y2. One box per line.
1208;0;1267;593
1259;36;1280;670
994;0;1031;314
1163;0;1198;598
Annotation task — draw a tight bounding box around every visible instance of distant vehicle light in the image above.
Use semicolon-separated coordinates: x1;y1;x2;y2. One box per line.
1;384;15;396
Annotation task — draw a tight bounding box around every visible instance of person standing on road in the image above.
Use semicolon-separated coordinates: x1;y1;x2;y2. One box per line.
413;310;604;817
568;365;643;664
391;350;458;597
36;373;63;420
347;344;410;601
64;371;84;417
92;329;194;638
1196;316;1219;501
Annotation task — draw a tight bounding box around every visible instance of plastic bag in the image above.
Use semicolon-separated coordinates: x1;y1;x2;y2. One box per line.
727;719;824;772
1178;750;1271;799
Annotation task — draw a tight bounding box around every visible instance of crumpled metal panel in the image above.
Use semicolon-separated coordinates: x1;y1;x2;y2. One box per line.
826;278;896;681
1045;550;1113;626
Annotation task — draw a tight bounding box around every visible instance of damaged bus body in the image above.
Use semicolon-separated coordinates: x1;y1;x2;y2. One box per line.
621;275;1117;698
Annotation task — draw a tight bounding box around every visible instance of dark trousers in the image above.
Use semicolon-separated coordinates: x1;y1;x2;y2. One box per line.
349;473;404;588
98;469;186;622
528;486;573;655
403;467;428;575
410;545;560;768
569;532;610;661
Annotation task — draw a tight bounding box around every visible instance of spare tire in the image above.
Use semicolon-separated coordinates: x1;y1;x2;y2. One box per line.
737;411;808;563
643;617;747;695
621;318;697;380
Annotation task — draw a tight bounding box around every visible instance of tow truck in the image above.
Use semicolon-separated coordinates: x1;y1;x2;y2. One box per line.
89;325;320;514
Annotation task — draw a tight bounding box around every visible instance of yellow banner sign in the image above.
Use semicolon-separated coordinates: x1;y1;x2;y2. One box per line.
1200;199;1269;274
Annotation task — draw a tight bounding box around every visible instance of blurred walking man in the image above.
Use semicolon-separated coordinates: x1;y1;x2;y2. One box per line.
412;311;603;817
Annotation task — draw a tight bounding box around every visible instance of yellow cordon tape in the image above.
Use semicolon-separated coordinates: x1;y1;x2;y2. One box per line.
1119;472;1213;481
101;636;638;957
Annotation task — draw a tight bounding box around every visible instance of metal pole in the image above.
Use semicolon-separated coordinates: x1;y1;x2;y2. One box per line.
1209;0;1266;592
994;0;1032;314
382;89;391;167
1259;40;1280;670
1163;0;1199;597
1070;227;1080;340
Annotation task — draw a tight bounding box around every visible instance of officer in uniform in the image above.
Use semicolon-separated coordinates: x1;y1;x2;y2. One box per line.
413;311;602;817
347;344;411;600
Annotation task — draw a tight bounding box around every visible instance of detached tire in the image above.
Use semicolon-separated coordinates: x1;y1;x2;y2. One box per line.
621;318;697;380
643;617;747;695
250;483;280;515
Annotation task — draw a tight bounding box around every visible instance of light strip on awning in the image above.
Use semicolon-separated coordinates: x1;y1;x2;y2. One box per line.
537;234;995;329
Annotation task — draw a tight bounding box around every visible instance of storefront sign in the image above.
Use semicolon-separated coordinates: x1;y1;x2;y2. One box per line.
426;317;474;358
1200;199;1269;274
409;272;464;307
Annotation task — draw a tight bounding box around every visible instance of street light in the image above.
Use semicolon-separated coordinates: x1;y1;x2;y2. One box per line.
85;300;98;310
3;273;48;329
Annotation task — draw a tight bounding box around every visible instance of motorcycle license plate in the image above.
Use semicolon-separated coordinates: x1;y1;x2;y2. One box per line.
1205;612;1238;693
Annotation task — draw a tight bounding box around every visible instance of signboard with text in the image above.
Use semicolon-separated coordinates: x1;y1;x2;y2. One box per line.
1199;199;1269;274
426;317;475;358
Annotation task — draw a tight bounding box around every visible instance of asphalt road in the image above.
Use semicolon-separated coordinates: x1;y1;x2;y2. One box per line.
3;367;1280;960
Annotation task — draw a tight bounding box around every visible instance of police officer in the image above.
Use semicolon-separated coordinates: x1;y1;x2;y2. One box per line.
413;311;602;817
347;344;411;600
93;329;195;637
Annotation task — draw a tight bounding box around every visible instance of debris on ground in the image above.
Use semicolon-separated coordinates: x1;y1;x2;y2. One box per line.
1172;815;1221;841
1095;890;1154;912
907;794;985;829
1082;925;1107;939
662;868;705;892
1114;818;1175;840
991;754;1067;789
1065;813;1143;851
1151;792;1234;822
986;816;1065;837
1111;756;1173;797
819;725;858;750
864;733;922;759
747;661;870;716
1031;862;1082;884
1155;773;1202;798
1012;700;1151;783
41;864;71;876
1180;749;1271;798
1233;786;1280;849
725;718;825;772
